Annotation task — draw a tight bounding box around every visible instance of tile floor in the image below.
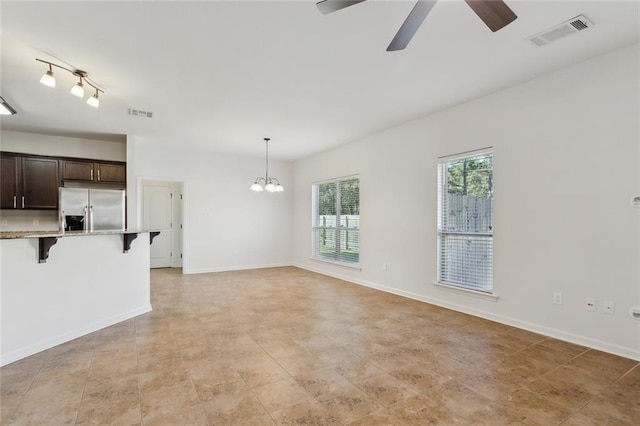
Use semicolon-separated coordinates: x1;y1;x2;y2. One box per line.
1;267;638;425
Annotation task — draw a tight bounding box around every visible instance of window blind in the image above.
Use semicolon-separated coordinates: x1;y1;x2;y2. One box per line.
438;151;493;292
313;177;360;265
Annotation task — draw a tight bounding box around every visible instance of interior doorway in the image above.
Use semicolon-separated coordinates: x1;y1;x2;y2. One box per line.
141;180;183;269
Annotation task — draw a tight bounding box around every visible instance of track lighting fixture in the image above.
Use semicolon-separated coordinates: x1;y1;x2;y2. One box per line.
36;58;104;108
0;96;17;115
250;138;284;193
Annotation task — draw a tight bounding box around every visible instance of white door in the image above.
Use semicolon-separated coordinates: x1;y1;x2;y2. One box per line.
143;184;173;268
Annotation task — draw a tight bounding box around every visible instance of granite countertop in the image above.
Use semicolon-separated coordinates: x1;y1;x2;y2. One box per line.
0;229;153;239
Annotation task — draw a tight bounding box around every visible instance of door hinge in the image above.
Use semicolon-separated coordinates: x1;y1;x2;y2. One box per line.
170;222;173;228
180;224;183;229
170;252;173;257
171;193;173;198
180;253;183;259
180;194;183;200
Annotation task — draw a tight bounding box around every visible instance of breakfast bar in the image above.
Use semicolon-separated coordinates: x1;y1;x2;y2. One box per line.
0;230;154;366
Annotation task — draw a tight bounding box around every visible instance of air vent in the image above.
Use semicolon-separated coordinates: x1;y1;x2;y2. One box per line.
527;15;593;47
128;108;153;118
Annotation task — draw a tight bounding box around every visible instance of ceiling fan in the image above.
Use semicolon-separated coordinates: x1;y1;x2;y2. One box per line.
316;0;518;51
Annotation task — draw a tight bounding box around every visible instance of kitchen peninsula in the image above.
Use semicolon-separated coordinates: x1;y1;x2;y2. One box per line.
0;230;154;366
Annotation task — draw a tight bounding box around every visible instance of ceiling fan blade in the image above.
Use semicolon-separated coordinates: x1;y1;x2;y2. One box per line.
464;0;517;32
316;0;367;15
387;0;438;52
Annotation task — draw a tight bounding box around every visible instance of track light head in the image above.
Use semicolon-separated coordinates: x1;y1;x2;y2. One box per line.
86;90;99;108
40;64;56;88
70;78;85;98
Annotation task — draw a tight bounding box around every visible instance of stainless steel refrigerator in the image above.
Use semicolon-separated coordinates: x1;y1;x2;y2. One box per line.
59;188;125;231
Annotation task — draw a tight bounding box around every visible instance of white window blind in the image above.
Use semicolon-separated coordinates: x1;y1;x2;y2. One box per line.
438;149;493;292
312;177;360;265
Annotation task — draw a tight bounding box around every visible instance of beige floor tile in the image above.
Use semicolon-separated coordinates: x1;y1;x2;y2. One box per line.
317;384;381;424
200;381;268;424
333;359;385;384
387;363;449;393
497;388;572;424
537;338;589;357
351;373;419;407
271;399;340;425
75;395;142;425
294;366;353;398
577;349;639;374
252;377;313;413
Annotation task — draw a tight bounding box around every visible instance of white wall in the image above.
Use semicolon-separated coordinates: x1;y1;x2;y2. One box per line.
0;130;126;161
292;44;640;360
1;233;151;365
129;138;293;274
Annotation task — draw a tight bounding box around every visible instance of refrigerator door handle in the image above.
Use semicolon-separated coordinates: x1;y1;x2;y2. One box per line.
83;206;88;232
89;205;94;232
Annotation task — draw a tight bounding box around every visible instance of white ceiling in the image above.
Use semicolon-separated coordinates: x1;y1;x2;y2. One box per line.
1;1;638;160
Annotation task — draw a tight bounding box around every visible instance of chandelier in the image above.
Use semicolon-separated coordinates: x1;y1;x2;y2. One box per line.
250;138;284;192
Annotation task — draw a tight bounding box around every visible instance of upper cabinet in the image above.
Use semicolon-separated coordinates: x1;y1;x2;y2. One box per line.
0;153;59;210
61;160;126;184
21;157;59;209
1;155;19;209
61;160;93;181
95;162;126;183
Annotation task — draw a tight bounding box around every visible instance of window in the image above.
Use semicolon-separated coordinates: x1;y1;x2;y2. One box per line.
312;176;360;265
438;149;493;292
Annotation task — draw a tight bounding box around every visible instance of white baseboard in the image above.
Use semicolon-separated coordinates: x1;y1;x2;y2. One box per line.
0;305;152;367
183;263;292;275
294;263;640;362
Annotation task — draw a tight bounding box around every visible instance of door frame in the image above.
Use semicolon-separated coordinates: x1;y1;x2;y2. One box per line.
138;178;184;268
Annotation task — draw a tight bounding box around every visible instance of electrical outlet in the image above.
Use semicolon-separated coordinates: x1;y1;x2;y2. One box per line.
603;300;614;314
553;292;562;305
382;263;387;272
586;298;596;311
32;219;39;227
1;219;7;226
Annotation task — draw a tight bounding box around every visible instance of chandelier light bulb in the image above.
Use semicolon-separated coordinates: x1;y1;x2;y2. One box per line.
265;182;276;192
274;184;284;192
250;182;264;192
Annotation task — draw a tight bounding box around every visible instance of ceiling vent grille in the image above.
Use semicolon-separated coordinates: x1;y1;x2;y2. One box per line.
128;108;153;118
527;15;593;47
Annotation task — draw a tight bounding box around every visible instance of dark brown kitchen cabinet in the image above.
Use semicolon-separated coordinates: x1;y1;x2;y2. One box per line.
1;155;19;209
0;154;59;210
61;160;94;181
95;162;125;183
21;157;59;209
61;160;125;184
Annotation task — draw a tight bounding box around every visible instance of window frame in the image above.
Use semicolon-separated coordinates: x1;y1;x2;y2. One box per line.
437;147;494;294
311;175;360;269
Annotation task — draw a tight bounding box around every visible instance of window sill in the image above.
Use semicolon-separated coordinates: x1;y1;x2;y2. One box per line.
433;281;499;301
310;257;362;271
